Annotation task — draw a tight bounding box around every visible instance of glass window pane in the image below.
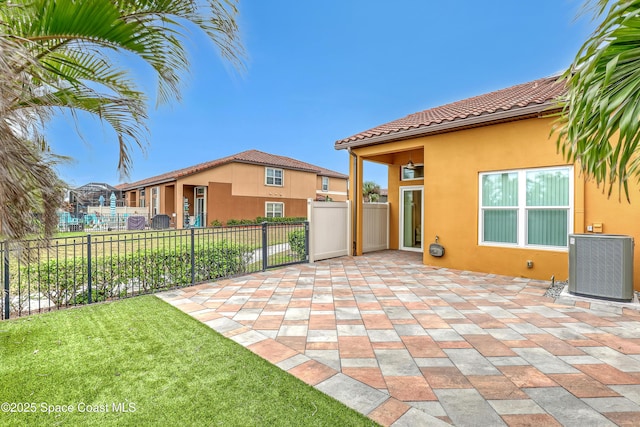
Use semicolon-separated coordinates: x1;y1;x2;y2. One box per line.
266;203;283;218
266;168;282;185
482;173;518;207
322;177;329;191
527;209;568;246
483;209;517;243
526;169;569;206
402;165;424;180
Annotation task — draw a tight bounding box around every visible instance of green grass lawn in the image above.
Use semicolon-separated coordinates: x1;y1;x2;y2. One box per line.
0;297;376;426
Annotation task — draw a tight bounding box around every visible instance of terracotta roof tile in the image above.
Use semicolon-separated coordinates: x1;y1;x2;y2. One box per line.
335;76;566;147
122;150;347;190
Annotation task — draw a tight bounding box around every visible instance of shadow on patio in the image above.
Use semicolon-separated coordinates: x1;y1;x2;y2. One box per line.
158;250;640;426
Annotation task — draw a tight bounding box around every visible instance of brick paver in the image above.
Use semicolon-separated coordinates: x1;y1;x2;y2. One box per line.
158;250;640;426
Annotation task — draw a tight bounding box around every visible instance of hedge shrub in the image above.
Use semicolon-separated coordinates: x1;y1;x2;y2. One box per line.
288;230;307;260
21;240;250;307
256;216;306;224
224;217;306;226
226;219;256;226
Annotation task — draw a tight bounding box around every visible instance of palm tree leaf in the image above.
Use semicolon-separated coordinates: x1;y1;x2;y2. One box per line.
556;0;640;200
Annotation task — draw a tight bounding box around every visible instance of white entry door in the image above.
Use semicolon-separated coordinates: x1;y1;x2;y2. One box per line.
194;186;206;227
400;186;423;251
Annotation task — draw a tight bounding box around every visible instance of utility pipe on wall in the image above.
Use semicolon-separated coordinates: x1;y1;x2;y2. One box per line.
348;147;357;256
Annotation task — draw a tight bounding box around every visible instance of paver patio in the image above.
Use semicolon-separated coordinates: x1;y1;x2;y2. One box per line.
157;250;640;426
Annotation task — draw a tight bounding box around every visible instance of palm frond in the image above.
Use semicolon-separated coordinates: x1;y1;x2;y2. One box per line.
0;0;244;239
556;0;640;201
0;37;65;240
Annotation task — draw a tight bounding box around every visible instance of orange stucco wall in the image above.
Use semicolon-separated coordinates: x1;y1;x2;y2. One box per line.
352;116;640;291
163;185;175;215
315;175;348;201
123;162;347;227
178;163;319;199
207;181;307;224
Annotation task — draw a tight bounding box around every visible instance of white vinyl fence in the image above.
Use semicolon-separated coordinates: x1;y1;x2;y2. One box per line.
307;200;350;262
307;200;388;262
363;203;389;253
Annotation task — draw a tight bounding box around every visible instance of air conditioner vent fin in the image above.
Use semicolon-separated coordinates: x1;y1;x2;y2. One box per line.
568;234;634;302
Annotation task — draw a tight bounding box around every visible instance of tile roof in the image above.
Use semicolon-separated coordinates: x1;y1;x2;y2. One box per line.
121;149;348;190
335;76;566;148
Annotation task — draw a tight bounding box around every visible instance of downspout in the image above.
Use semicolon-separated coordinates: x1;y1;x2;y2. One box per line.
348;147;357;256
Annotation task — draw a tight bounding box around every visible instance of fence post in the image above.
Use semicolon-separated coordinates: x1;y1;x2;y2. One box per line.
304;221;310;262
191;228;195;285
307;199;314;263
4;242;9;319
262;222;268;271
87;234;92;304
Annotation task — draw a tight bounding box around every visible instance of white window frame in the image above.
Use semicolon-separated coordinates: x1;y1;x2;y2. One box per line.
194;186;206;223
139;188;146;208
265;202;284;218
321;176;329;192
478;166;573;251
151;186;160;215
265;167;284;186
401;164;425;181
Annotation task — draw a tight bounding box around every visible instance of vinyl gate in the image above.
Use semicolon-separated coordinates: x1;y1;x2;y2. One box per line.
363;203;389;253
307;200;350;262
307;200;388;262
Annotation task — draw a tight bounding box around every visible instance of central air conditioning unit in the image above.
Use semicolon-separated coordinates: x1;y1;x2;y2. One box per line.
568;234;634;302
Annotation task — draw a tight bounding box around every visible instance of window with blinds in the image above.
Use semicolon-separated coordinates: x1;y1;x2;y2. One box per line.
479;167;572;249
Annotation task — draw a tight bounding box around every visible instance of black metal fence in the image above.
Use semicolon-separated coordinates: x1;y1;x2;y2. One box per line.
1;222;309;319
59;213;181;233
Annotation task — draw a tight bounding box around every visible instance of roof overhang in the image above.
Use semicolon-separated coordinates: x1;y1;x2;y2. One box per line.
122;178;176;191
335;102;561;151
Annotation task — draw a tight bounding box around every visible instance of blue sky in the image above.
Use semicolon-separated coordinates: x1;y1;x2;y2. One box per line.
47;0;596;189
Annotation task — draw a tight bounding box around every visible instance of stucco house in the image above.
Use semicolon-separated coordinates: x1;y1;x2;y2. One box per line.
121;149;348;228
336;75;640;291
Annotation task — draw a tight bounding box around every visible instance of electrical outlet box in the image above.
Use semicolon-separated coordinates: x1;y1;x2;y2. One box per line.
587;225;593;232
593;223;603;233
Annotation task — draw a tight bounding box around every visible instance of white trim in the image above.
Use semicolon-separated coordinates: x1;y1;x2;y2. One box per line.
399;186;424;252
478;166;573;251
321;176;329;192
265;167;284;187
194;186;207;223
265;201;284;218
315;190;348;196
151;186;160;216
401;164;425;181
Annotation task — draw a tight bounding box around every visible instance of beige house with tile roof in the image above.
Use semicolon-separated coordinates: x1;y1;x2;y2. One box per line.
337;75;640;290
121;150;348;228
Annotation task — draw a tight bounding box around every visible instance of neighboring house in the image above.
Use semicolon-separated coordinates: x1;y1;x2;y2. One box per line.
120;150;348;228
66;182;125;216
378;189;388;203
335;76;640;290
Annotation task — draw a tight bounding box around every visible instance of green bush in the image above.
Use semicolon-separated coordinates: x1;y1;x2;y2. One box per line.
256;216;306;224
20;241;250;307
288;230;307;260
225;217;306;226
19;258;88;307
225;219;256;226
210;219;222;227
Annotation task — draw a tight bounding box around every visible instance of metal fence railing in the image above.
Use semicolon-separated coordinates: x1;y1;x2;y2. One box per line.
59;213;180;233
1;222;309;319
